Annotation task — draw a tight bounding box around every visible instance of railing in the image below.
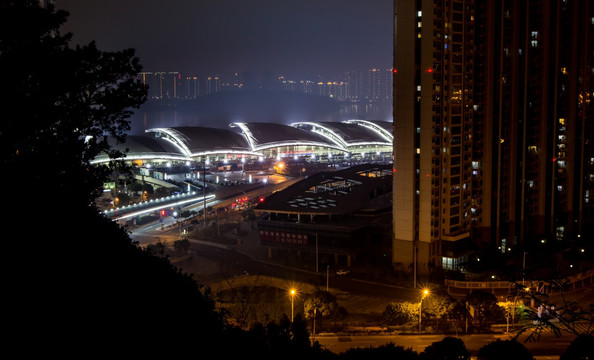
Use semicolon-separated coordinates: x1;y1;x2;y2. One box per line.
445;268;594;296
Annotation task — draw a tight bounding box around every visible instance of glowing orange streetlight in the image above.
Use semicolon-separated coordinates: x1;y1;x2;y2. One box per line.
419;288;430;332
290;288;297;322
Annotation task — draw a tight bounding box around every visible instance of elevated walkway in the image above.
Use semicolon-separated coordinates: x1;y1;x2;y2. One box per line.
445;268;594;298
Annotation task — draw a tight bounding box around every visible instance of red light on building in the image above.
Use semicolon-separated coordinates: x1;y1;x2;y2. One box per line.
259;197;265;203
426;68;433;73
393;69;398;73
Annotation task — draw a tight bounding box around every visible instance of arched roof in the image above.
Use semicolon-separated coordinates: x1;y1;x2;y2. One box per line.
230;122;347;152
291;120;393;148
91;120;393;164
343;120;393;142
146;126;257;157
90;135;190;164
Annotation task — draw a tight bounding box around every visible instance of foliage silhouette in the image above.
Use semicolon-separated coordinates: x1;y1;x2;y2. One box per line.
0;1;221;356
559;334;594;360
509;280;593;342
476;339;534;360
419;336;470;360
466;290;505;331
340;343;419;360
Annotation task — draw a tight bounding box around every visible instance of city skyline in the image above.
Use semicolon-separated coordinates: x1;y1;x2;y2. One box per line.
136;66;394;102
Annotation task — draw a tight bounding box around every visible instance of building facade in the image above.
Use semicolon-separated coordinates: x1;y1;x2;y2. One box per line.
393;0;594;278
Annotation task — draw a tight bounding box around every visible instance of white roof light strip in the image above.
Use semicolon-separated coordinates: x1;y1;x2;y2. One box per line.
290;121;349;148
344;119;394;142
146;128;192;157
231;122;259;151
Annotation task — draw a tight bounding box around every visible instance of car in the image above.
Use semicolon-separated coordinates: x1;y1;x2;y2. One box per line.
336;268;350;275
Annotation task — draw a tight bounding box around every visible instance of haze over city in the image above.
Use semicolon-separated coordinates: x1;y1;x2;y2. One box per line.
56;0;393;80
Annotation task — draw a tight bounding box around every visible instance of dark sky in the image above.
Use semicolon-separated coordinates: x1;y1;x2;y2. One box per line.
55;0;393;81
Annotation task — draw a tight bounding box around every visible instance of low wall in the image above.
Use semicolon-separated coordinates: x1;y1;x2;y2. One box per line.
445;268;594;297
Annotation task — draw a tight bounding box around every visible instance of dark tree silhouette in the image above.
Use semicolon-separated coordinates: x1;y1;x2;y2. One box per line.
0;2;229;357
509;281;594;342
466;290;505;331
339;343;419;360
419;336;470;360
477;339;534;360
559;334;594;360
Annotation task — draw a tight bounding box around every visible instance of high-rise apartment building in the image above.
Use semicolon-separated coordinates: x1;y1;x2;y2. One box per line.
474;0;594;249
393;0;594;279
183;76;200;99
367;68;394;102
206;76;221;94
393;0;476;279
345;71;361;99
138;72;181;99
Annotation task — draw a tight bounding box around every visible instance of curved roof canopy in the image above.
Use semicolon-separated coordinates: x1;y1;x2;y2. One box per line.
146;126;259;157
343;120;393;142
91;120;393;164
91;135;190;164
230;122;348;152
291;120;393;148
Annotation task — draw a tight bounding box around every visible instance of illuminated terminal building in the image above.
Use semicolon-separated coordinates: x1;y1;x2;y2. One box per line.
91;120;393;172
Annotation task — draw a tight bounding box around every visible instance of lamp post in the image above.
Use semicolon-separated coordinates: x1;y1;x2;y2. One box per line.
326;265;329;293
522;251;527;286
419;288;430;332
290;288;296;322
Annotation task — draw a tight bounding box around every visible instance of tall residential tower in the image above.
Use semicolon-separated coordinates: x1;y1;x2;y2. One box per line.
393;0;594;280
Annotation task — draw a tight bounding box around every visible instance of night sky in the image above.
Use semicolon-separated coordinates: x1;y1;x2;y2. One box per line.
55;0;394;81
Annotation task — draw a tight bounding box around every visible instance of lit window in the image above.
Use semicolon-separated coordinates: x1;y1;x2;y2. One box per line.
418;10;422;17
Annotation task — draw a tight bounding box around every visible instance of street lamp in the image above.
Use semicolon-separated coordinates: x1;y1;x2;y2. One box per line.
290;288;297;322
419;288;430;332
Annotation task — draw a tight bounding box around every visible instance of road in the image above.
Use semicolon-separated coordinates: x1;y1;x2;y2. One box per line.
127;173;299;246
